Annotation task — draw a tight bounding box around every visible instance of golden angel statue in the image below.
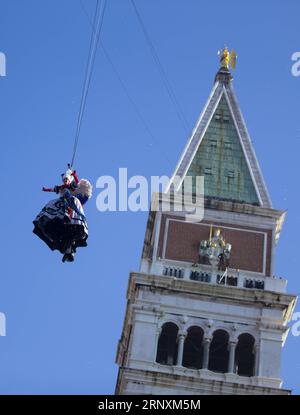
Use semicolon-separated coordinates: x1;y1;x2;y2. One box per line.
218;47;237;70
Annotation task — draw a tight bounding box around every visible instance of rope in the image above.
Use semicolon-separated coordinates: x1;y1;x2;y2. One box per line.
71;0;107;167
80;0;173;165
130;0;190;135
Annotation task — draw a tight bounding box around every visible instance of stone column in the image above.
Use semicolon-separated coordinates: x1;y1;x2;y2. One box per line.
210;261;218;284
154;327;162;362
202;337;211;369
228;341;237;373
254;344;260;376
152;212;162;262
176;332;186;366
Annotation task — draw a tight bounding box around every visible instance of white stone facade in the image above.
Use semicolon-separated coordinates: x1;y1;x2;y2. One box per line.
115;271;295;395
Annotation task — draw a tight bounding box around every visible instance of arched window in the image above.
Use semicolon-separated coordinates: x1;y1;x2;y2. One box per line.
182;326;204;369
208;329;229;373
156;322;179;365
235;333;255;377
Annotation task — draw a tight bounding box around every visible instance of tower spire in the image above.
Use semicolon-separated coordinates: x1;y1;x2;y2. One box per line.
167;48;272;208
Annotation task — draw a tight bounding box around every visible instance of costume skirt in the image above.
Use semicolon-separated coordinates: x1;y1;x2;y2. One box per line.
33;196;88;253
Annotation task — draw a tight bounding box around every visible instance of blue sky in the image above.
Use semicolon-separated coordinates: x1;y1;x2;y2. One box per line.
0;0;299;394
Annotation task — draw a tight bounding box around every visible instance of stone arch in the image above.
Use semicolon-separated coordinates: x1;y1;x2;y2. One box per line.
208;329;229;373
235;333;255;377
156;322;179;365
182;326;204;369
233;327;258;343
158;318;180;333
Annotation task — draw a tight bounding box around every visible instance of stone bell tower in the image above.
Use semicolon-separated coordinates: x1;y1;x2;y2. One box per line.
115;48;297;395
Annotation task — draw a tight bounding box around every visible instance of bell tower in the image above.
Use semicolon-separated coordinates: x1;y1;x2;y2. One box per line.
115;49;297;395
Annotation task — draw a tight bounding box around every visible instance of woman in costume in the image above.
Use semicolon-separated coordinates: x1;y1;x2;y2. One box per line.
33;165;92;262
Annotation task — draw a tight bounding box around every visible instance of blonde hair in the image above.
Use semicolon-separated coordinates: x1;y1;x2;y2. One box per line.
74;179;92;199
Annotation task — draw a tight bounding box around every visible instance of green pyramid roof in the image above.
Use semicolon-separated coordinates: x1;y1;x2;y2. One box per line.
167;68;272;208
187;95;259;204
